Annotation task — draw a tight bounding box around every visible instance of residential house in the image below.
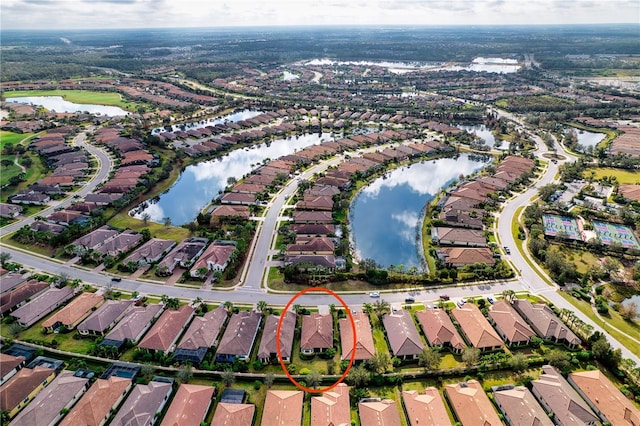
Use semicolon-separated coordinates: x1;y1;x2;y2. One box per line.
42;292;104;333
59;376;132;426
339;311;375;361
358;399;401;426
0;280;49;317
0;203;22;218
402;388;452;426
569;370;640;426
438;247;496;268
71;225;120;252
415;309;465;354
0;353;24;385
488;300;536;346
261;390;304;426
95;230;143;257
212;403;255;426
77;299;134;336
155;237;208;276
493;385;553;426
286;237;335;255
160;384;215;426
431;227;487;247
311;383;350;426
138;305;195;355
189;240;237;278
451;303;503;351
10;192;50;205
531;365;599;426
258;311;297;363
284;254;337;270
9;370;89;426
102;303;164;346
211;204;250;219
300;313;333;355
0;366;57;419
296;195;334;211
11;286;74;328
0;274;26;294
110;380;173;426
122;238;176;268
445;380;502;426
173;306;227;365
216;310;262;362
513;300;581;348
382;310;424;360
293;211;333;224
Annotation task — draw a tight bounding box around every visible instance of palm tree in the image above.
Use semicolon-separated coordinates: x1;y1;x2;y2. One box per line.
292;304;303;315
501;289;516;303
0;252;12;267
362;303;373;314
256;300;268;313
223;301;234;313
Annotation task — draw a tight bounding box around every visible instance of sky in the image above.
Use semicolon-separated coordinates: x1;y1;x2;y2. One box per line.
1;0;639;30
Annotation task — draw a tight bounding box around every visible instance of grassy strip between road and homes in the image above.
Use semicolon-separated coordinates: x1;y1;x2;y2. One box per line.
511;205;555;287
556;291;640;358
2;89;137;111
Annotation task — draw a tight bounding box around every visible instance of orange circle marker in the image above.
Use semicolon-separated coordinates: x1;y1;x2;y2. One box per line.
276;287;357;393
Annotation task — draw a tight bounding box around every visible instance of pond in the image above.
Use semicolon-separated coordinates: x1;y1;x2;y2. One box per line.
566;128;606;151
151;109;262;134
132;132;337;225
622;294;640;315
349;154;491;270
5;96;128;116
457;124;508;150
282;71;300;81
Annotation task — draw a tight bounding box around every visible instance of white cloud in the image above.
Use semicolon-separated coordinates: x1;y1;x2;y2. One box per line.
1;0;637;29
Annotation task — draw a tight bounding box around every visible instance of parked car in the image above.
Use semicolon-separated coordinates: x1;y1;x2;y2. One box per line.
111;277;122;282
404;297;415;303
487;297;495;304
503;246;511;254
369;292;380;298
439;294;450;300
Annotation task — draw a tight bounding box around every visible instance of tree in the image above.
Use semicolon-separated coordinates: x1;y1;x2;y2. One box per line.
509;353;529;373
176;364;193;383
367;351;392;374
9;322;23;338
141;213;151;224
501;290;516;303
546;349;571;371
264;372;275;388
140;364;155;379
162;217;172;228
0;252;11;268
256;300;268;313
591;336;611;361
223;301;234;312
221;369;235;387
346;365;370;387
372;300;390;318
462;347;480;367
292;304;303;314
306;370;322;389
619;302;638;321
418;347;441;371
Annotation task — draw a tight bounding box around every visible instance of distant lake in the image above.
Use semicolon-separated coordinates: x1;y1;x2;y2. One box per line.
566;128;606;151
349;154;490;270
5;96;128;116
302;57;520;74
151;109;262;134
457;124;508;150
282;71;300;81
132;132;337;225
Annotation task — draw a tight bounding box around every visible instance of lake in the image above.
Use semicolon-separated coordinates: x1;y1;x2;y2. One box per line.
132;132;336;225
457;124;508;150
303;57;520;74
349;154;490;270
151;109;262;134
569;128;606;151
5;96;128;116
622;294;640;314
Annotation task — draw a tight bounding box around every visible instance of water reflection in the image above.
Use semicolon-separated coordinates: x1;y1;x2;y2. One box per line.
132;132;336;225
151;109;262;134
457;124;508;150
6;96;128;116
350;155;490;270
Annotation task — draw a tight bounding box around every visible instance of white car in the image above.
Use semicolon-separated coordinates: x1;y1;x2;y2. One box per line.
369;292;380;298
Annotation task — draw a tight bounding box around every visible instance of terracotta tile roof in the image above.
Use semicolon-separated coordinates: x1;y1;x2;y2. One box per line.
211;205;250;218
531;365;599;425
300;313;333;351
358;399;401;426
42;292;104;329
488;300;535;345
440;247;495;267
451;303;503;350
382;310;423;357
58;376;131;426
402;388;452;426
0;353;24;379
432;227;487;246
258;311;296;360
216;310;262;358
177;306;227;350
494;386;553;426
512;300;580;346
416;309;465;351
138;305;195;352
445;380;502;426
339;312;375;361
190;241;237;273
9;370;89;426
311;383;350;426
0;366;54;412
569;370;640;426
211;402;255;426
110;381;173;426
160;384;215;426
261;390;304;426
104;303;164;343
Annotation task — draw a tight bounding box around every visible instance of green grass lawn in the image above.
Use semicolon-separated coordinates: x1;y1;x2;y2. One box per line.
3;317;95;354
557;291;640;358
0;130;36;148
590;167;640;185
372;326;390;355
108;213;190;242
2;90;137;111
